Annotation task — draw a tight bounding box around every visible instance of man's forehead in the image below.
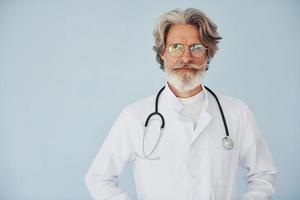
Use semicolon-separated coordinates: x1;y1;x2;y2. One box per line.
166;24;202;44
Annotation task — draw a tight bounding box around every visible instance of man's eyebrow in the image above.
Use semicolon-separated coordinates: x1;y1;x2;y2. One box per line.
167;42;203;45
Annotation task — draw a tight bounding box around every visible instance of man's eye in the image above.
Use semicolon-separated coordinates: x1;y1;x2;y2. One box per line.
192;44;204;50
173;44;183;50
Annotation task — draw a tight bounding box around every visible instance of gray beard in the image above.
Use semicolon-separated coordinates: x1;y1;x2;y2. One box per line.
164;64;206;93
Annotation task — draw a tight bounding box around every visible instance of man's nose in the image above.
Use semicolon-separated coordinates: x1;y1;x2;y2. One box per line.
180;47;193;63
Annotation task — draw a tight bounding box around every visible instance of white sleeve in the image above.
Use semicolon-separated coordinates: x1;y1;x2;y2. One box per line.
84;107;136;200
238;102;277;200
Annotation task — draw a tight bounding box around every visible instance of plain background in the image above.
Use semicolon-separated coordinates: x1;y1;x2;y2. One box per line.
1;0;299;199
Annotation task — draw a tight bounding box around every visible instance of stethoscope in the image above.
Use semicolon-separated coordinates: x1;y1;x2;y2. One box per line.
135;85;234;160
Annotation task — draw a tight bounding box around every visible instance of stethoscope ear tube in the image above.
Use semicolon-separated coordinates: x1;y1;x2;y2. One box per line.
144;85;166;128
138;86;166;160
135;113;164;160
144;112;165;129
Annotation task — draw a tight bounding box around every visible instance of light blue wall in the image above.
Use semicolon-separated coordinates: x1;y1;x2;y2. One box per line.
0;0;299;199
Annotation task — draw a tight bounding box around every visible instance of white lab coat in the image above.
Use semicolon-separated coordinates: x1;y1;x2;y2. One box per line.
85;82;277;200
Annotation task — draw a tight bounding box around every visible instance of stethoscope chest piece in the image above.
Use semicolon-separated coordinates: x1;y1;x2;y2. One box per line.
222;136;234;150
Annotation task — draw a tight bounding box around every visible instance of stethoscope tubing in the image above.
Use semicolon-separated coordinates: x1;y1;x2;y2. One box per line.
136;85;233;160
204;86;229;137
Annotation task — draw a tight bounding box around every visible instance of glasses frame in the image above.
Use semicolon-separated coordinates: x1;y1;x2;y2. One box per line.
167;43;208;58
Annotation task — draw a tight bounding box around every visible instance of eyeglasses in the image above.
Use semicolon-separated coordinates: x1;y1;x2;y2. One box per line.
167;43;207;58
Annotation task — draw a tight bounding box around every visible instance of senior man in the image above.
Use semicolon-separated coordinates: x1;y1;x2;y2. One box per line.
85;8;277;200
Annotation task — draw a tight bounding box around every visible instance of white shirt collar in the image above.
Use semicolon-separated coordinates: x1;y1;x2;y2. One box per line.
161;81;209;113
178;88;205;105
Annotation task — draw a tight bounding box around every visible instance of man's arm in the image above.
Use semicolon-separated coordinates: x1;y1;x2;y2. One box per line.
84;107;135;200
238;102;277;200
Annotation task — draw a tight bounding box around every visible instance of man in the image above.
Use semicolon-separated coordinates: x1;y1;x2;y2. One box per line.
85;8;277;200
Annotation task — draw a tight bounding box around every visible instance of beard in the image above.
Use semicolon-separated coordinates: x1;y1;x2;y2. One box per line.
164;61;207;93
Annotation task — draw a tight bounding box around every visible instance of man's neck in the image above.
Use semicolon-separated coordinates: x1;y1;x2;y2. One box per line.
167;82;203;98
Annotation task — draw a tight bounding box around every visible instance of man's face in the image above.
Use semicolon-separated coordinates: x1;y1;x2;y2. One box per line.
161;24;208;92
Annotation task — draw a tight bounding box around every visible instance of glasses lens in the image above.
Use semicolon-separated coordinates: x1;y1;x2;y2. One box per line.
168;44;184;57
191;44;206;57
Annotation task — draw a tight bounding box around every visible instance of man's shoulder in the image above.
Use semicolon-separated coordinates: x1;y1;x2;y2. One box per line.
217;93;245;106
123;94;156;115
212;92;250;115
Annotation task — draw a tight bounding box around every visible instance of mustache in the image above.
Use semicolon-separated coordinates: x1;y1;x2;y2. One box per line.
172;63;205;70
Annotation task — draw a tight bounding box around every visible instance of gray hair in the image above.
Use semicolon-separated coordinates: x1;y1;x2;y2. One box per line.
152;8;222;71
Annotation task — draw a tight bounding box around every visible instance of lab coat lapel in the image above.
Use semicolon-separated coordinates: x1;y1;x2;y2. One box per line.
191;110;211;145
161;82;212;145
191;85;211;145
